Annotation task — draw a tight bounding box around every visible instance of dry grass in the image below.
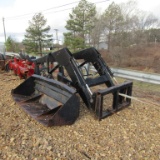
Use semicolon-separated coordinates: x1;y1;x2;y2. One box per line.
100;43;160;73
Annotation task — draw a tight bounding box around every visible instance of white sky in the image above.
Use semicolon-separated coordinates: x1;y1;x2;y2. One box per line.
0;0;160;43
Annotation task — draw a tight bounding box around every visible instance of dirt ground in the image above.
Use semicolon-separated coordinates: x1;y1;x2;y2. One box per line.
0;70;160;160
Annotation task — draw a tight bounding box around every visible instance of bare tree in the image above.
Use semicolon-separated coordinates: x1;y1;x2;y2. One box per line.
90;13;104;49
137;12;159;30
102;2;124;51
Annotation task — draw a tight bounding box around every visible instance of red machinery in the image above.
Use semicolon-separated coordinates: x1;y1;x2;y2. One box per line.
16;60;35;79
8;55;35;79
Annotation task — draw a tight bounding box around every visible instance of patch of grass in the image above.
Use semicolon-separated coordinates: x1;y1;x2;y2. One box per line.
115;77;160;93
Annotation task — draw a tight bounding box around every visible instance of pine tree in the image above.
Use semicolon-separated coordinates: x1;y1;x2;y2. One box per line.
5;36;18;52
64;0;96;51
23;13;52;55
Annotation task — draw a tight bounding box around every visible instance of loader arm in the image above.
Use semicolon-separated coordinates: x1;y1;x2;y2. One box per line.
49;48;94;108
72;48;133;119
73;48;115;87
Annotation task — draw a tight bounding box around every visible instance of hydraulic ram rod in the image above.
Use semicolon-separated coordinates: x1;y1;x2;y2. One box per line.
119;93;160;108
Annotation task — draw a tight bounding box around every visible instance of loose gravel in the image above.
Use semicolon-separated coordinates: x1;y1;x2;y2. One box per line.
0;71;160;160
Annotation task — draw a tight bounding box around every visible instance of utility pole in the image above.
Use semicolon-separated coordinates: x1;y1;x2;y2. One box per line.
54;29;59;49
2;17;7;54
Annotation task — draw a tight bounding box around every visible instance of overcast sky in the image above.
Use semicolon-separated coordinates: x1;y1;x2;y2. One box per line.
0;0;160;43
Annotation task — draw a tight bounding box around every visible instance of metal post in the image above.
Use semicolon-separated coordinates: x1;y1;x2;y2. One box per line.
2;17;7;54
54;29;58;43
54;29;59;49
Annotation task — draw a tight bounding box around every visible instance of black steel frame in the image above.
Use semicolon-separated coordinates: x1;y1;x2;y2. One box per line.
39;47;133;120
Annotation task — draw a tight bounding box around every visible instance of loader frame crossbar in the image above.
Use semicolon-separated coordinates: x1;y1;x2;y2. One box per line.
93;81;132;120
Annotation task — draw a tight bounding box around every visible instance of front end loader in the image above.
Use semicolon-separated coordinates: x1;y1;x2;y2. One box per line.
11;47;133;126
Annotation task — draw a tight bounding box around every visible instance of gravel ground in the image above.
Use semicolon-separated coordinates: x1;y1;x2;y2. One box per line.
0;71;160;160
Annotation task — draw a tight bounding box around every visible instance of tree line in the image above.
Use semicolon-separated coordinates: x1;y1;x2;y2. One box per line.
5;0;160;55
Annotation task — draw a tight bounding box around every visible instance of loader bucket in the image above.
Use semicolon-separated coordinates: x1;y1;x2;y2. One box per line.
11;74;80;126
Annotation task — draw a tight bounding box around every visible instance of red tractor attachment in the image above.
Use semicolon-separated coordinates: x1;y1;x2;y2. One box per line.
8;54;36;79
